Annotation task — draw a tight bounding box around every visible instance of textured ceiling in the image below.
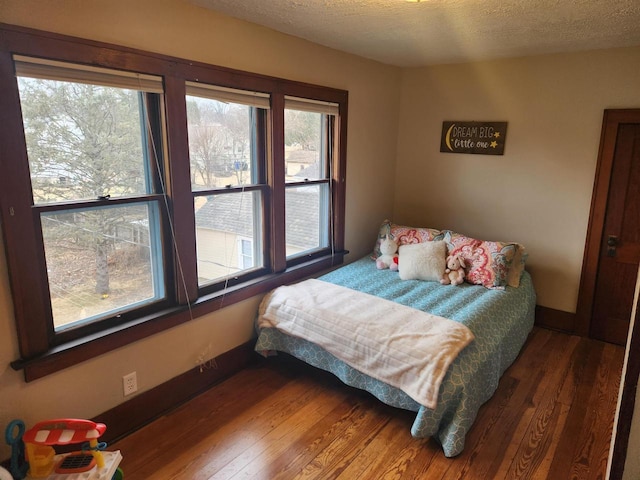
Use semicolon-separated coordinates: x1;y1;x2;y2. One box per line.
190;0;640;67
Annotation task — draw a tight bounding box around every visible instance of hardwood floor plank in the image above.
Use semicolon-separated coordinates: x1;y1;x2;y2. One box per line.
160;376;337;479
209;384;348;479
111;328;624;480
335;412;438;480
545;339;616;480
355;441;433;480
291;402;390;479
111;364;292;478
588;343;624;480
529;403;572;480
119;368;327;479
572;342;624;480
269;397;379;480
492;334;587;479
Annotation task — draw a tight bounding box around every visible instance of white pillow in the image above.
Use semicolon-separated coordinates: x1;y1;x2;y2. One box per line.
398;241;447;282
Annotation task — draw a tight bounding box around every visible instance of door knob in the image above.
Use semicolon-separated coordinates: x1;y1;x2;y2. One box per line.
607;235;618;257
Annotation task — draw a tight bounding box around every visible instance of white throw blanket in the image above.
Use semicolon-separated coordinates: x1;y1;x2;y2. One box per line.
257;279;475;409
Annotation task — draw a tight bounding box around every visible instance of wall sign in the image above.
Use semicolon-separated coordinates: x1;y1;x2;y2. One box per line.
440;121;508;155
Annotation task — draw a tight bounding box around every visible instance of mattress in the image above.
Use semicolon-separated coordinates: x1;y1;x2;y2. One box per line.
254;256;536;457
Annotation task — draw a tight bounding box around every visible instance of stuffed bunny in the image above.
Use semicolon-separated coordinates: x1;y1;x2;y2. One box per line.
440;253;466;285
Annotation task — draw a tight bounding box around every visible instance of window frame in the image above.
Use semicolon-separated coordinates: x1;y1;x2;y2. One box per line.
15;70;174;341
0;23;348;381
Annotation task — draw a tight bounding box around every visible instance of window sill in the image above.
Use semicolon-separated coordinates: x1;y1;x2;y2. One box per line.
11;251;347;381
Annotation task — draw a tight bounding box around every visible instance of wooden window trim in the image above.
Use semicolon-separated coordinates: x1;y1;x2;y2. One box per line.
0;23;348;381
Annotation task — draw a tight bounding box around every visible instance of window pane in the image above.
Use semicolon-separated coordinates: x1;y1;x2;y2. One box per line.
17;77;152;204
285;109;324;182
194;191;263;285
285;184;329;257
239;239;253;270
187;96;259;190
41;203;165;331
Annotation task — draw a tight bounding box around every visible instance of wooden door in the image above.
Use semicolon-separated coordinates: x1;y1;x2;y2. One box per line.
588;114;640;345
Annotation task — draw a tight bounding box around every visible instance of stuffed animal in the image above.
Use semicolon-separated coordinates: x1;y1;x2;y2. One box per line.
376;235;399;271
440;253;466;285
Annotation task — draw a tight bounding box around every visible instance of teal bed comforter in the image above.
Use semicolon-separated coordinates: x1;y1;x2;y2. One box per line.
254;256;536;457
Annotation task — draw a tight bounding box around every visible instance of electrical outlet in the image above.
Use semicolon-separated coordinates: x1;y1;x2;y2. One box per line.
123;372;138;396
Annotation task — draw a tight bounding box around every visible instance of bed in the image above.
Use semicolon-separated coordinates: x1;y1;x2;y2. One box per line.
254;223;536;457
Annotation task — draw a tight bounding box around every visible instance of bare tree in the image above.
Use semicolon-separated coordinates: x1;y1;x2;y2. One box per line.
285;109;321;151
18;78;147;296
187;97;252;187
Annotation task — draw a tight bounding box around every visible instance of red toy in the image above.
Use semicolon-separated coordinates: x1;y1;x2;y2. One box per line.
22;419;107;478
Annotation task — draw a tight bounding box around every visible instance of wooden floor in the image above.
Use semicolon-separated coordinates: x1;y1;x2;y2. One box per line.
111;327;624;479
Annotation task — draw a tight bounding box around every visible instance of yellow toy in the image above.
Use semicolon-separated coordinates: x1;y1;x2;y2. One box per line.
9;418;124;480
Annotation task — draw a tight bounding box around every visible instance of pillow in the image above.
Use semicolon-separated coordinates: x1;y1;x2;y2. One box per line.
507;244;527;287
436;230;481;268
398;241;447;282
372;219;441;259
465;241;518;289
439;230;526;289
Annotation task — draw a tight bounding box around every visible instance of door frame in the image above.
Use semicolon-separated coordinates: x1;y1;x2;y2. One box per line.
575;109;640;336
608;296;640;479
575;109;640;479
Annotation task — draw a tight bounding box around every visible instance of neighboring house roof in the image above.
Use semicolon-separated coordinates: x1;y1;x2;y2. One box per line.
292;162;321;180
196;192;255;238
195;188;321;249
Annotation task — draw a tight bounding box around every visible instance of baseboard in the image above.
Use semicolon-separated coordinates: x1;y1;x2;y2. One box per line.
535;305;576;334
94;340;257;445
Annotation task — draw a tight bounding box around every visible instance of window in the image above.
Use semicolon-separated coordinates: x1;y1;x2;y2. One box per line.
193;191;263;285
186;83;268;288
284;97;338;259
0;24;347;381
14;57;169;338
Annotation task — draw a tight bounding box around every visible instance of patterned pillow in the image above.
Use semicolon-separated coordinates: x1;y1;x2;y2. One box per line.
435;230;481;267
468;241;519;289
438;230;524;289
372;220;441;259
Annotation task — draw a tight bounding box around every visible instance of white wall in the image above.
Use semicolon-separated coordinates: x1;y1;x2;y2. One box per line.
0;0;401;461
395;49;640;312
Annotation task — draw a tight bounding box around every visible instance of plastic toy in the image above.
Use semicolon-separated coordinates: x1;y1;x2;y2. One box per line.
23;419;107;477
5;420;29;480
4;418;123;480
